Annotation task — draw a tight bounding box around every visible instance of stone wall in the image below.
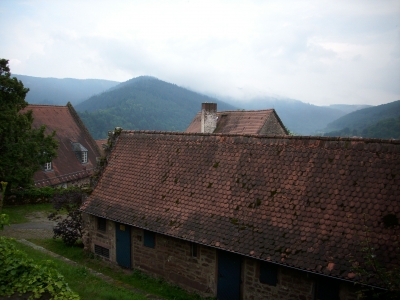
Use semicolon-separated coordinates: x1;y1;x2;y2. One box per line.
243;257;359;300
83;216;362;299
131;227;217;296
83;214;116;262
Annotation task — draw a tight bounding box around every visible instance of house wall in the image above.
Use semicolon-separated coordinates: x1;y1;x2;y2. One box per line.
259;114;287;135
131;227;217;296
82;216;360;299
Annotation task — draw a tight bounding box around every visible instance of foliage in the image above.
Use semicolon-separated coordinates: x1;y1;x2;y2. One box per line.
32;238;213;300
0;237;79;299
323;100;400;136
48;189;84;246
350;222;400;299
6;185;80;206
0;181;9;229
0;59;58;189
361;116;400;139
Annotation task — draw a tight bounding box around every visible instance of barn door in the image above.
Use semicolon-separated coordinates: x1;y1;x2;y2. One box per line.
116;223;131;268
217;250;242;300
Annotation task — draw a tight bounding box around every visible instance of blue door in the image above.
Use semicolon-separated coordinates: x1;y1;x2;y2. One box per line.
116;223;131;268
217;251;242;300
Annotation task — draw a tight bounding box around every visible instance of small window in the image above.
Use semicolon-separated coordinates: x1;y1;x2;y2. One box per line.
315;277;340;300
260;261;278;286
97;217;106;231
190;242;198;258
81;151;88;163
71;142;88;164
94;244;109;258
44;162;52;171
143;230;155;248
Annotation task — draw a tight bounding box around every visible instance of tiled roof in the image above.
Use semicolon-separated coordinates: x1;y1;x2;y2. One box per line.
95;139;108;156
24;104;101;187
185;109;288;135
81;131;400;284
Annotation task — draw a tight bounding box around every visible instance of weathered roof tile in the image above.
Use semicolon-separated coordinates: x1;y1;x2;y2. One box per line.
81;131;400;285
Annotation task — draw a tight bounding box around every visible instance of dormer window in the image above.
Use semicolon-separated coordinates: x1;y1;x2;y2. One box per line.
81;151;88;163
44;162;52;171
71;142;88;164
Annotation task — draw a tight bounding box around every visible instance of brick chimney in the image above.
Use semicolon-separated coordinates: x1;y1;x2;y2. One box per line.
201;103;217;133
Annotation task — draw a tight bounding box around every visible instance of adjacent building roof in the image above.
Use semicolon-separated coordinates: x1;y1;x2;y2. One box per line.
81;130;400;286
185;109;288;135
95;139;108;156
25;103;101;187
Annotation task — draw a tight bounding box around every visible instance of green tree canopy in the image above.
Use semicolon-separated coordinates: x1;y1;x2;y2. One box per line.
0;59;58;189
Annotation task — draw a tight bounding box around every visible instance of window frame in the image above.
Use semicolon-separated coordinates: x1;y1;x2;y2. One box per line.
190;242;198;258
97;217;107;232
314;277;340;300
44;161;52;171
143;230;155;248
81;151;88;164
259;261;278;286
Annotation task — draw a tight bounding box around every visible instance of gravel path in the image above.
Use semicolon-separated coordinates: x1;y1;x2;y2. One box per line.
0;211;55;240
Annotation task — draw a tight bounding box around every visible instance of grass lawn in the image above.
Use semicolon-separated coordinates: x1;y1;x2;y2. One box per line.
2;203;55;224
9;239;148;300
31;238;212;300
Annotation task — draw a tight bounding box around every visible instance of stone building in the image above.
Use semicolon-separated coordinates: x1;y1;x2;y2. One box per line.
186;102;288;135
81;130;399;300
25;103;101;188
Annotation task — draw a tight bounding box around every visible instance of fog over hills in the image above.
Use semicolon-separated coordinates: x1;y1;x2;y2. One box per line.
12;74;120;106
221;97;353;135
13;73;396;139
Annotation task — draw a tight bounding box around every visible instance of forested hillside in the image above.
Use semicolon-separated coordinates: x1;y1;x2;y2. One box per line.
323;100;400;138
13;74;119;105
76;76;236;139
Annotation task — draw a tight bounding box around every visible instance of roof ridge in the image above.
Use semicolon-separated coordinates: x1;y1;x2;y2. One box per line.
27;104;68;108
120;130;400;144
67;102;102;157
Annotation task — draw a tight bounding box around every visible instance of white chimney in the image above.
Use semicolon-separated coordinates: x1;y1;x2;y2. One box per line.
201;103;217;133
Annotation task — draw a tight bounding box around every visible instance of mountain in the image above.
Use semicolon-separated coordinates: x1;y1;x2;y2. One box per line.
75;76;237;139
221;97;348;135
12;74;120;106
322;104;372;115
323;100;400;138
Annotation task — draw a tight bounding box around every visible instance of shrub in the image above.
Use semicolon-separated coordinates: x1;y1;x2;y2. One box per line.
48;189;84;246
0;237;79;299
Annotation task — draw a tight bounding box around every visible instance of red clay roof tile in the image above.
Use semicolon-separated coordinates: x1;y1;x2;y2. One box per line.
81;131;400;285
23;104;101;187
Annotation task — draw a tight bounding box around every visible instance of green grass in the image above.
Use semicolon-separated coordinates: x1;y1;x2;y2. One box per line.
10;239;148;300
30;238;212;300
2;203;55;224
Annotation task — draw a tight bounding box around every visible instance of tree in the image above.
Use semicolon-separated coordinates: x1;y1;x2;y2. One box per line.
0;59;58;189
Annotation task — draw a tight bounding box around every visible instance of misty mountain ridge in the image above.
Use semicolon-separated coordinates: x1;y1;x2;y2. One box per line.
12;74;120;106
13;73;395;139
323;104;372;115
221;96;350;135
75;76;237;139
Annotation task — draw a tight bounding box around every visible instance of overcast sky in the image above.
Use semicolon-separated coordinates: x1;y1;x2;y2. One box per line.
1;0;399;106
